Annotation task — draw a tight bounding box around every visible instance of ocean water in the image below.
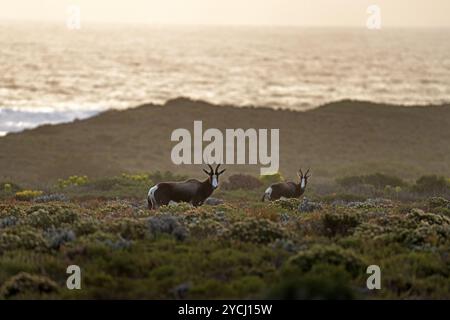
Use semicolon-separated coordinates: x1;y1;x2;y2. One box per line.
1;22;450;135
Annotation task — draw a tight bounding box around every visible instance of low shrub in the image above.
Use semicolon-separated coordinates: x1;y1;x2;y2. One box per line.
45;228;76;250
0;272;58;299
322;210;360;237
106;218;148;240
15;190;44;201
187;218;227;239
407;208;450;227
57;175;89;189
73;218;101;236
426;197;450;217
271;198;301;211
354;208;450;248
298;198;323;213
0;216;18;228
287;245;365;277
158;202;193;214
268;264;356;299
24;205;79;229
412;175;450;196
1;182;22;195
147;215;188;241
224;218;286;244
346;198;393;209
0;226;48;251
259;173;283;185
427;197;450;209
34;194;68;203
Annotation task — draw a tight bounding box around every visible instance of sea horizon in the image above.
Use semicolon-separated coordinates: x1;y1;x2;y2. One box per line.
1;22;450;134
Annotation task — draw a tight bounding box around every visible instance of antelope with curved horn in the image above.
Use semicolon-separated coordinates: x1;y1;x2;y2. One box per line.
147;164;226;209
262;168;311;201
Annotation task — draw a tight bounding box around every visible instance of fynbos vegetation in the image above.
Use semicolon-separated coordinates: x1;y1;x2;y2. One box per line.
0;172;448;299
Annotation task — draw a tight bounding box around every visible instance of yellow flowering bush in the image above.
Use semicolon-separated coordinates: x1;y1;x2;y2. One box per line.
57;175;89;189
15;190;43;201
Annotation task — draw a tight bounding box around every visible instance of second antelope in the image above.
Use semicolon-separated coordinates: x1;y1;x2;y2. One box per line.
262;168;311;201
147;164;226;209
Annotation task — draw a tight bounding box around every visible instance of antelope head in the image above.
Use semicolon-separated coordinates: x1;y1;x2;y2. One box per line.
203;164;226;189
298;168;311;189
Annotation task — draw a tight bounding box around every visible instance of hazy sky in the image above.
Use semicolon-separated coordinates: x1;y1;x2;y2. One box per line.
1;0;450;27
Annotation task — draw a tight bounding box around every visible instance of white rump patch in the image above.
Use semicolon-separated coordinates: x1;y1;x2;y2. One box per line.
148;184;159;209
264;187;272;200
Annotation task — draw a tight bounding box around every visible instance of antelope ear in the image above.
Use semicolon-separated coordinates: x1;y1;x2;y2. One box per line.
218;169;226;175
203;169;210;175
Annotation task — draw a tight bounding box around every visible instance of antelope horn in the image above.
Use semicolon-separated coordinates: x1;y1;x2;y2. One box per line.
299;168;303;176
215;164;221;174
207;164;213;173
305;168;311;176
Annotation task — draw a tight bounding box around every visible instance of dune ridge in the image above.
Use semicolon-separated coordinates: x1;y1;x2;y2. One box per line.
1;98;450;186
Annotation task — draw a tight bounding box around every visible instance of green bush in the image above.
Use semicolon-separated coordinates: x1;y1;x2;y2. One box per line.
24;205;79;229
271;198;301;211
0;226;48;251
426;197;450;217
187;218;227;239
259;173;283;185
58;175;89;189
412;175;450;196
288;245;365;277
0;182;22;195
355;208;450;248
0;172;449;299
407;208;450;227
427;197;450;209
0;272;58;299
105;218;149;240
224;218;286;244
322;210;360;237
268;264;356;299
73;218;101;236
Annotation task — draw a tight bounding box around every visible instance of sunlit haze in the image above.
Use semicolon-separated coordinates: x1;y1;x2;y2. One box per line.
1;0;450;27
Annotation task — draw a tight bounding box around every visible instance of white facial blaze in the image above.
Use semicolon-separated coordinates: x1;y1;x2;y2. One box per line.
301;177;306;189
211;175;218;188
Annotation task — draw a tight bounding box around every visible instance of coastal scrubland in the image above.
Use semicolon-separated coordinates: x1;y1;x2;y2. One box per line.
1;99;449;299
0;171;449;299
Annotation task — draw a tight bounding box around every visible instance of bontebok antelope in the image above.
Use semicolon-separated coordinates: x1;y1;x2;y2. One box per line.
262;168;311;201
147;164;226;209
